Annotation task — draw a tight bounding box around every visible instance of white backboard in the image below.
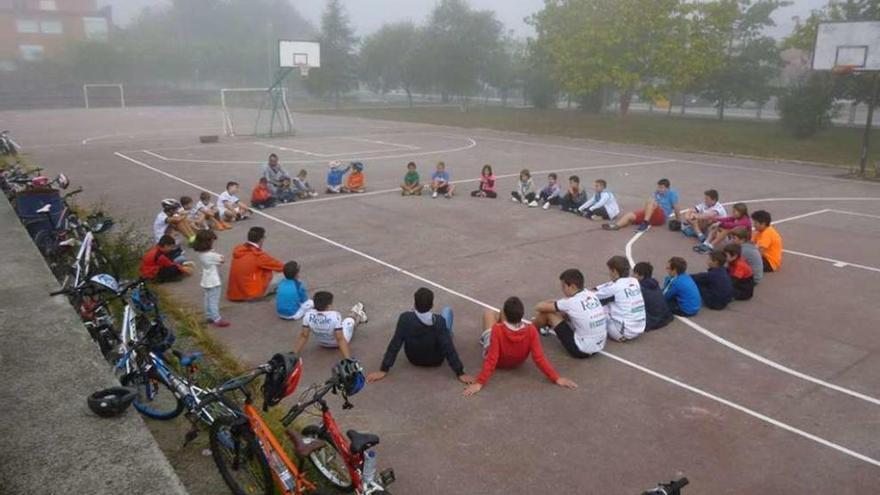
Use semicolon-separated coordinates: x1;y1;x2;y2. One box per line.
812;21;880;71
279;40;320;68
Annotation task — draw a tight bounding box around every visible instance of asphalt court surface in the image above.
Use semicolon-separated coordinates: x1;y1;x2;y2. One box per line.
4;106;880;494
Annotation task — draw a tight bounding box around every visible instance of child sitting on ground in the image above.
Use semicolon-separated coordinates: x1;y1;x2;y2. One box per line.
538;173;562;210
140;235;194;283
694;202;751;253
294;291;368;359
180;195;206;231
401;161;422;196
463;296;577;396
430;161;455;198
692;250;733;310
560;175;588;213
194;192;230;231
594;256;646;342
578;179;620;221
276;261;314;320
342;162;366;193
723;243;754;301
293;169;318;199
192;230;229;327
532;269;607;359
663;257;701;316
326;160;350;194
471;164;497;198
274;178;297;203
368;287;473;384
682;189;726;240
510;169;538;206
751;210;783;273
218;181;250;222
633;262;673;331
250;177;276;210
730;227;763;284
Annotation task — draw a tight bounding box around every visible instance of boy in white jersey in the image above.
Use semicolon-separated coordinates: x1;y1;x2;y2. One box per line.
578;179;620;221
295;291;368;359
594;256;646;342
682;189;726;241
217;181;250;222
532;268;607;358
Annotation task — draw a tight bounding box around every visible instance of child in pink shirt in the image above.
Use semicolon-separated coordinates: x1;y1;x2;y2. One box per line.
470;164;497;198
695;202;752;253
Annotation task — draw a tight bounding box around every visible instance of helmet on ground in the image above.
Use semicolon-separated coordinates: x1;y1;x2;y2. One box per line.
87;387;137;417
351;161;364;172
333;358;365;396
668;219;682;232
89;274;119;294
262;352;302;410
161;198;181;211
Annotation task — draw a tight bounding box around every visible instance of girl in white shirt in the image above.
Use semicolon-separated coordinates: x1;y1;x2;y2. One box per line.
192;230;230;327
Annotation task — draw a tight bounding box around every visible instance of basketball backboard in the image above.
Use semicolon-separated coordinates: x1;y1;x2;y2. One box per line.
812;21;880;71
279;40;320;74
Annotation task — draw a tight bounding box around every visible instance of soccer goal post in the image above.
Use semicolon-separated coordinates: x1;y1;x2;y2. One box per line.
220;87;294;137
83;84;125;109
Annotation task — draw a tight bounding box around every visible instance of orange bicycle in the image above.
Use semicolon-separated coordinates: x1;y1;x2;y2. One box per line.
197;353;333;495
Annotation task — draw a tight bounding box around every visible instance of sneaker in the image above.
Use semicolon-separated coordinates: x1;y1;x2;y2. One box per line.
693;243;712;253
528;200;539;208
697;233;707;243
538;326;556;337
511;196;519;203
432;191;438;198
590;214;603;221
602;223;620;231
445;193;452;199
310;192;319;198
635;222;650;232
350;302;368;324
212;320;231;328
542;202;550;210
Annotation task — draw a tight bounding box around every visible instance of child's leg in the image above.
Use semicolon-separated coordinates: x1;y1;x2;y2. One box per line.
341;316;357;342
446;184;455;196
471;190;481;197
440;306;454;336
485;191;497;198
511;191;522;202
613;211;637;228
205;286;221;322
525;192;537;203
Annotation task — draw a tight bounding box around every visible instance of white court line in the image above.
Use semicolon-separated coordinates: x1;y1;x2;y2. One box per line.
782;249;880;274
255;140;421;158
476;135;880;186
343;137;421;150
140;134;478;165
274;158;674;208
828;209;880;221
624;206;880;408
253;142;320;156
113;149;880;468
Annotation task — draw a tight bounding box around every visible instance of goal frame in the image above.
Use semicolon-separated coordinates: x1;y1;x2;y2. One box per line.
83;83;125;109
220;87;294;137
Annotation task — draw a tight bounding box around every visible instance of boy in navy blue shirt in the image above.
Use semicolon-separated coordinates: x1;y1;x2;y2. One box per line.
276;261;314;320
662;257;701;316
692;250;733;310
633;262;674;331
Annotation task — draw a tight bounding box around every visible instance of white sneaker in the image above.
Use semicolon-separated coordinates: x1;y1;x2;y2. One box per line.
538;326;556;337
528;200;539;208
590;214;602;221
350;302;368;324
310;192;318;197
542;202;550;210
510;196;519;203
432;191;438;198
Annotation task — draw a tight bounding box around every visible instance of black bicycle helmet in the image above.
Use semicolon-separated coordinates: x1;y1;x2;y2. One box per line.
262;352;302;411
333;358;365;396
142;320;175;353
87;387;137;417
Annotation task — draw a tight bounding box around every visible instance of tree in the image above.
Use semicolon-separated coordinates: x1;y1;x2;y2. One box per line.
696;0;787;120
779;73;839;137
529;0;687;116
360;22;421;105
307;0;359;106
481;32;526;107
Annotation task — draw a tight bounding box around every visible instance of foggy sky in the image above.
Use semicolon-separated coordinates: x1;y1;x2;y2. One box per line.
103;0;830;39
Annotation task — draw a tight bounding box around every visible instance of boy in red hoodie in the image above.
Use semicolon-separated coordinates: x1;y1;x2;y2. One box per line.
463;297;577;396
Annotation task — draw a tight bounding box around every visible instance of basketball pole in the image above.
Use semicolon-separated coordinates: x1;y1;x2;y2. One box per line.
859;72;879;177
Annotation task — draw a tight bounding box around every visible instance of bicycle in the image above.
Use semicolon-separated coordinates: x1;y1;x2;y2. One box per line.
282;360;395;494
29;186;82;258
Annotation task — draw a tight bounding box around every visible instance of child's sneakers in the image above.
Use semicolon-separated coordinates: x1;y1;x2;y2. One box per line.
538;326;556;337
590;214;603;221
510;196;519;203
310;192;318;198
212;320;231;328
542;201;551;210
602;223;620;231
635;222;650;232
528;200;539;208
432;191;438;198
350;302;368;324
693;243;713;253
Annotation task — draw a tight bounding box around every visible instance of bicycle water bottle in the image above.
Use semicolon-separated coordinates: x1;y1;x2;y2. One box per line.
362;450;377;484
268;450;295;490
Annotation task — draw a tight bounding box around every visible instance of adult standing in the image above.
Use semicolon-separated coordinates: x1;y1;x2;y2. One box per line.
227;226;284;301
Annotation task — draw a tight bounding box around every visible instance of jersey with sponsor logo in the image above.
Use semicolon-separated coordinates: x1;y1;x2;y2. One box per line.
595;277;646;338
556;290;607;354
303;310;343;347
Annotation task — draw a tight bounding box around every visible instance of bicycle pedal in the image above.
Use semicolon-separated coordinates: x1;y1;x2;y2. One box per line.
379;468;396;486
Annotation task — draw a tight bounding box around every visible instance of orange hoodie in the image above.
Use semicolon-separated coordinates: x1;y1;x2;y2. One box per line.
476;321;560;385
226;242;284;301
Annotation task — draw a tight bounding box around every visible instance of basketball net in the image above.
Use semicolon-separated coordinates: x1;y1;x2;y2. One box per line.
297;64;310;78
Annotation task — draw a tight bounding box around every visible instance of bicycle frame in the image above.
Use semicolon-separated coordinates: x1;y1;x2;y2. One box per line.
71;230;94;288
149;354;236;426
244;403;318;494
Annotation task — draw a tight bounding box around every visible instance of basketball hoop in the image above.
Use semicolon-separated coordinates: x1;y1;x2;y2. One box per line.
296;64;310;78
832;64;859;75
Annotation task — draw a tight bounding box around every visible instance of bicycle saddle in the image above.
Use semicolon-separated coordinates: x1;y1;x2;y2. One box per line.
173;350;203;367
36;204;52;213
346;430;379;454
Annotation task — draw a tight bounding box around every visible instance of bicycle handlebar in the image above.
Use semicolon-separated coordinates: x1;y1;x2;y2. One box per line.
281;378;339;426
64;187;83;199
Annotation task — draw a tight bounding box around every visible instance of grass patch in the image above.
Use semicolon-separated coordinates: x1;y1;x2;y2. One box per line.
308;106;880;172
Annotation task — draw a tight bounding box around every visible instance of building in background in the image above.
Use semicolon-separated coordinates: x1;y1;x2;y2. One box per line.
0;0;112;71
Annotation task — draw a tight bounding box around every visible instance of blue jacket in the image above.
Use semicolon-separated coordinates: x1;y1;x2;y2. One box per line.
276;279;309;318
640;277;673;330
692;267;733;310
663;273;701;316
327;166;350;187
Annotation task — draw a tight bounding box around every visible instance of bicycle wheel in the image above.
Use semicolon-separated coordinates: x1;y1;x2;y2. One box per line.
33;230;58;258
119;368;184;420
302;425;354;491
209;416;273;495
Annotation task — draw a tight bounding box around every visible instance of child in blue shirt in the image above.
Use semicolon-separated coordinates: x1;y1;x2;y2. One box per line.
430;161;455;198
276;261;314;320
326;160;350;194
662;256;701;316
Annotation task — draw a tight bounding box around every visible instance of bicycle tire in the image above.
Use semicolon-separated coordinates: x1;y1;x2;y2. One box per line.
33;230;58;258
209;416;273;495
302;425;354;492
119;368;184;420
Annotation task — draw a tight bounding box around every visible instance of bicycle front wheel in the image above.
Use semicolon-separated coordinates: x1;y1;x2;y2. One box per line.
209;416;273;495
302;425;354;491
120;368;184;420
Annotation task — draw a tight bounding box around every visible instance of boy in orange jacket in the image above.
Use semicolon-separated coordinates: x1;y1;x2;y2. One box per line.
227;226;284;301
